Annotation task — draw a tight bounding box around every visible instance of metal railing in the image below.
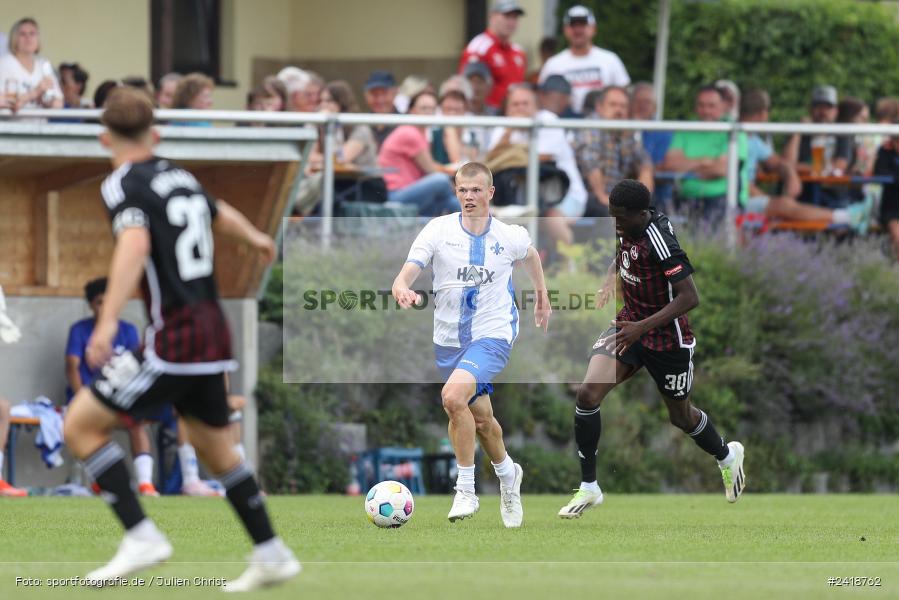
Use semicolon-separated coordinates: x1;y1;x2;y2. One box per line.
6;107;899;245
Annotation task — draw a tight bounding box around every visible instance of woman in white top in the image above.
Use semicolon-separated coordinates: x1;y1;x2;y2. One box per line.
0;18;62;111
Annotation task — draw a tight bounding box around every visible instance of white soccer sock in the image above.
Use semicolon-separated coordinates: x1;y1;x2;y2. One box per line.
127;518;164;541
455;464;475;493
179;443;201;485
233;443;246;460
580;480;601;493
0;450;4;475
492;454;516;488
133;453;154;486
254;537;289;563
832;208;851;224
718;447;735;468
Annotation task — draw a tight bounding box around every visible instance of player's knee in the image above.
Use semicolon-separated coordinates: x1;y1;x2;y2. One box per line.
441;387;468;416
576;385;605;410
667;409;692;432
474;415;497;436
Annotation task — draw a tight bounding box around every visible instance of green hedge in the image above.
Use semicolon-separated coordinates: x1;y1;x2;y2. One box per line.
557;0;899;121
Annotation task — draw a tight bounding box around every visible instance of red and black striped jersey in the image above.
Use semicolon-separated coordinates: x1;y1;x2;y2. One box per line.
616;210;695;352
101;157;235;373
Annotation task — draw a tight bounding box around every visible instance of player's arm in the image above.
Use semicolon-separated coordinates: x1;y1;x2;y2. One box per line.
212;200;276;263
391;261;423;309
610;275;699;356
521;246;551;332
596;259;617;309
65;356;83;393
87;227;151;369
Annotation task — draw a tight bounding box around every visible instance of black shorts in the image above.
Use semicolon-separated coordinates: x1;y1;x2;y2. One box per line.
91;351;231;427
589;326;695;400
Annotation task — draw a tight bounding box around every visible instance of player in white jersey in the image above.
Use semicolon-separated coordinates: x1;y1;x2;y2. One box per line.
392;162;551;527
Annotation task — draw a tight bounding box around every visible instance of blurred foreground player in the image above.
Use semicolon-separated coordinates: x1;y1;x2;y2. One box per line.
62;87;299;591
558;180;745;518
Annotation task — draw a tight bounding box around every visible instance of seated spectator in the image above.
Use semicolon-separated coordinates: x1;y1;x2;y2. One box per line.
741;89;866;230
715;79;740;122
837;97;871;175
172;72;214;126
0;17;62;112
155;72;182;108
364;70;399;148
394;75;431;114
487;84;588;244
295;80;383;214
92;79;119;109
661;85;748;228
276;66;322;113
431;89;474;165
463;61;498;117
539;74;578;118
247;76;287;113
123;76;155;99
527;36;558;84
438;75;473;105
378;91;457;216
0;396;27;496
574;86;653;216
630;81;673;211
65;278;159;497
874;128;899;260
58;62;89;108
783;85;852;175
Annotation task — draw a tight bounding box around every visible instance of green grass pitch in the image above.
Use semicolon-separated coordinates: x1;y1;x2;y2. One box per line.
1;494;896;599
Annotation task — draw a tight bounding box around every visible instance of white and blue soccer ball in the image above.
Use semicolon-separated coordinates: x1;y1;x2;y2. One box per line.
364;481;414;528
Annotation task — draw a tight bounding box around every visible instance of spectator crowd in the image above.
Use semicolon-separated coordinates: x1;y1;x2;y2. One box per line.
2;3;899;259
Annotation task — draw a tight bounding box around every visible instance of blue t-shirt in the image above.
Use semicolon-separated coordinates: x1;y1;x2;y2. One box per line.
746;134;773;186
65;318;141;401
642;130;674;165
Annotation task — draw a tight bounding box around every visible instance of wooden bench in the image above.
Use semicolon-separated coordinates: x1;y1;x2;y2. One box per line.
5;416;40;486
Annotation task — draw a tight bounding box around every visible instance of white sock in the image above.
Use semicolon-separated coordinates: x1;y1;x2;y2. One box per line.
718;448;735;468
580;480;601;493
832;208;850;224
127;518;164;541
455;465;475;493
0;450;5;475
179;443;200;485
233;443;246;460
133;454;154;486
492;454;516;488
254;537;289;562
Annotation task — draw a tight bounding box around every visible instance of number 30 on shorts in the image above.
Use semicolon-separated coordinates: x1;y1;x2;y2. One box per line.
664;372;688;392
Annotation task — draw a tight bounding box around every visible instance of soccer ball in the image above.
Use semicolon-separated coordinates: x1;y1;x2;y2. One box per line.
364;480;414;528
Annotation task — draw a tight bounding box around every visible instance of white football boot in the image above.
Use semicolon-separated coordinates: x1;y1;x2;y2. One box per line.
499;463;524;528
223;538;301;593
557;485;604;519
719;441;746;503
85;523;172;583
447;488;480;522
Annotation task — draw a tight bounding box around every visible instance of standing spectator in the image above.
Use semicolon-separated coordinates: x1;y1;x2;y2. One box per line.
58;62;89;108
874;128;899;260
574;86;653;216
538;74;578;119
630;81;673;210
538;5;630;115
0;17;63;111
364;70;399;149
171;72;214;126
458;0;526;109
715;79;740;122
741;89;866;229
378;91;457;216
782;85;852;175
527;36;558;84
661;85;748;228
246;76;287;113
0;397;27;496
65;278;159;497
155;72;182;108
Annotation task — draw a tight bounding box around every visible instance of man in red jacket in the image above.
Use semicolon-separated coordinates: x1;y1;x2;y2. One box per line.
458;0;527;109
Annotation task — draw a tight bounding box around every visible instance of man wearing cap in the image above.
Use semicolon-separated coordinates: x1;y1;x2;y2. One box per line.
364;70;400;149
539;5;630;115
783;85;853;176
539;74;579;119
458;1;527;109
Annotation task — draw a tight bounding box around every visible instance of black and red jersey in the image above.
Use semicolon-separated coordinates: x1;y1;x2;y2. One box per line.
100;157;235;373
616;210;695;352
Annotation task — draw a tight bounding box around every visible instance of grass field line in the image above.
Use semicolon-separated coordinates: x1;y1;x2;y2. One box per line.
2;561;898;564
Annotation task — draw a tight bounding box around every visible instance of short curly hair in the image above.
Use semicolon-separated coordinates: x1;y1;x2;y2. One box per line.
609;179;650;210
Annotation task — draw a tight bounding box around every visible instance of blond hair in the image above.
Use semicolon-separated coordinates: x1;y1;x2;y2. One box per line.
9;17;39;54
455;162;493;187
